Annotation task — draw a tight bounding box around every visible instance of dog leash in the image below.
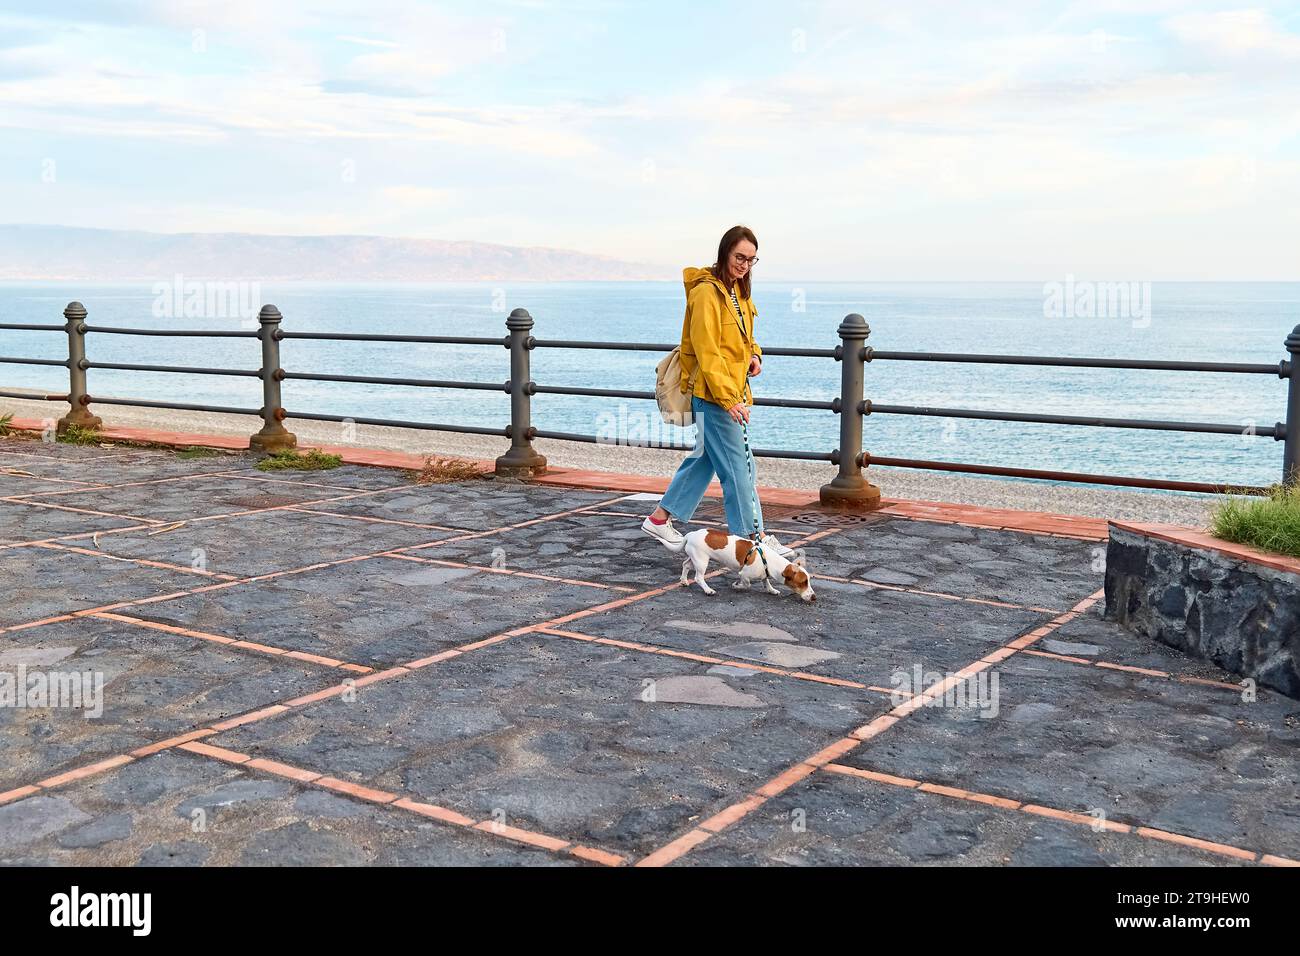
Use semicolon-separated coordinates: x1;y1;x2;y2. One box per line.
739;416;772;578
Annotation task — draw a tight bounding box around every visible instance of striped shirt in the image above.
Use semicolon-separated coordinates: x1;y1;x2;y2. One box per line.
729;289;748;338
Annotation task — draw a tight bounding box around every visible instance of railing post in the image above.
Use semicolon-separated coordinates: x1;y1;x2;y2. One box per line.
249;304;297;453
1283;324;1300;486
495;307;547;478
57;301;101;434
819;313;880;510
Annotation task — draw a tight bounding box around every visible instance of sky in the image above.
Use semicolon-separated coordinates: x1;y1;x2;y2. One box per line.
1;0;1297;279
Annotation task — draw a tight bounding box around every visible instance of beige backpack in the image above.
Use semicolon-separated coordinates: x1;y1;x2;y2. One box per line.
655;347;696;426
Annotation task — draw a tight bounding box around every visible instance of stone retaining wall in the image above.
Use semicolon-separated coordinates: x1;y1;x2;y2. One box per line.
1104;523;1300;699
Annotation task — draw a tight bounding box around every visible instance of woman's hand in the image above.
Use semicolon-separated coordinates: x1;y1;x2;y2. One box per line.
727;402;750;424
748;355;762;377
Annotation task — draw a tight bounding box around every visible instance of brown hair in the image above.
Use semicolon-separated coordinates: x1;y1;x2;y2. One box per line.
710;225;758;300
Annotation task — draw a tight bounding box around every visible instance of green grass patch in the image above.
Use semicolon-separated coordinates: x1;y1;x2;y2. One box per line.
256;448;342;472
0;413;11;437
57;423;102;446
177;446;220;459
1211;483;1300;559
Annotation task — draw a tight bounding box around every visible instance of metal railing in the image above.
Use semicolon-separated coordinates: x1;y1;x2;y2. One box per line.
2;301;1297;505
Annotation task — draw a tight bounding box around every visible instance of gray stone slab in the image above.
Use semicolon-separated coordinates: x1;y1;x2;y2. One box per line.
88;508;463;577
555;575;1048;692
0;614;337;791
418;511;684;587
0;471;104;497
17;474;358;522
223;463;417;491
0;499;149;547
205;634;886;859
842;653;1300;860
807;517;1103;609
678;771;1245;866
0;751;579;866
0;439;120;463
293;479;617;531
0;545;204;626
127;555;617;666
1051;606;1256;687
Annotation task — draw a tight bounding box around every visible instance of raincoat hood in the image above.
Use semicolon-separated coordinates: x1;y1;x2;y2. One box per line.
683;265;731;297
675;265;761;410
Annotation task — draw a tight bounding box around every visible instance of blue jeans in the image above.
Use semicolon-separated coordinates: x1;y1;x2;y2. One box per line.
660;396;765;536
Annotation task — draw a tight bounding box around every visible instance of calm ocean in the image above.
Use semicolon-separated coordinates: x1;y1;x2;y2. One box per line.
2;281;1296;488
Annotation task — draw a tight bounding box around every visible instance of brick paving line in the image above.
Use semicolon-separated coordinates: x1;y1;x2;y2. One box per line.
2;469;253;500
634;588;1107;867
386;552;639;593
0;492;635;633
206;472;422;493
808;570;1064;615
534;625;907;695
0;496;164;524
0;445;120;464
0;511;746;802
32;541;242;581
582;508;804;535
167;740;627;866
284;505;467;533
192;741;623;864
130;527;852;868
818;763;1298;867
0;470;104;488
88;611;375;674
2;512;1133;869
0;620;545;812
1019;648;1248;692
0;524;844;816
0;521;165;552
2;480;430;545
1;528;552;632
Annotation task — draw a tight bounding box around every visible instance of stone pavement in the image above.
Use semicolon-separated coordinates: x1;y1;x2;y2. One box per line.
0;437;1296;867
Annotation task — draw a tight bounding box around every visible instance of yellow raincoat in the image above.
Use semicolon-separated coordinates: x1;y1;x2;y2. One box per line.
677;266;762;409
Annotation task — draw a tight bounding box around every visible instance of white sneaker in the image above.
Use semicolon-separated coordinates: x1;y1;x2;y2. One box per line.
641;515;685;547
758;533;797;558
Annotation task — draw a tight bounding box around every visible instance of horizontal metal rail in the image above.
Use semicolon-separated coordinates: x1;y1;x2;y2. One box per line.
282;371;505;391
280;332;504;346
0;389;66;401
866;402;1281;438
282;409;508;437
82;325;259;338
84;361;259;378
86;396;263;416
7;302;1294;490
530;338;838;358
867;349;1286;376
530;382;837;410
0;356;67;367
859;452;1271;496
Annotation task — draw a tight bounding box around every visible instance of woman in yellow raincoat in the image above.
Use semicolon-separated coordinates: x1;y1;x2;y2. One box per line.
641;225;794;557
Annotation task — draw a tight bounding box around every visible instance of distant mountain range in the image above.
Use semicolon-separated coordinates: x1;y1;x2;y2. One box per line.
0;225;667;281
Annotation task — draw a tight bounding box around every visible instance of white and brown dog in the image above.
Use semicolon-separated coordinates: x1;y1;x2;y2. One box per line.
668;528;816;601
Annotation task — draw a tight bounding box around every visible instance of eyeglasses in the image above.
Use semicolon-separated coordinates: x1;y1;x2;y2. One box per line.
732;253;759;266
